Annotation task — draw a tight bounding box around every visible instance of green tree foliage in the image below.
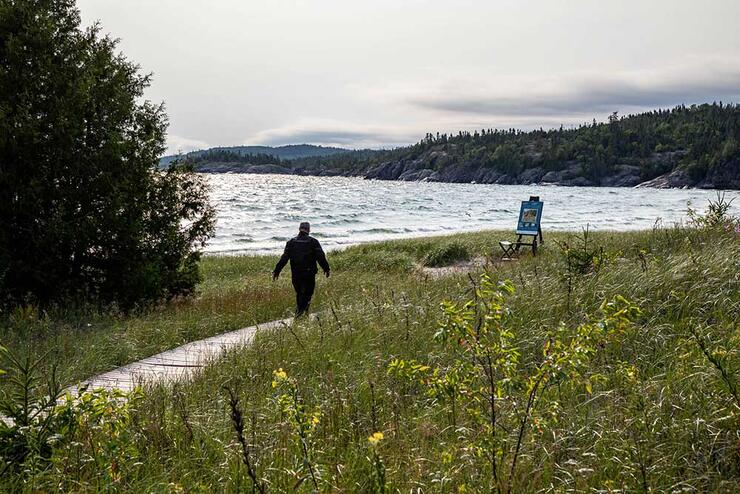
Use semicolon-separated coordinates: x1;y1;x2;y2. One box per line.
186;149;280;165
0;0;215;308
292;103;740;185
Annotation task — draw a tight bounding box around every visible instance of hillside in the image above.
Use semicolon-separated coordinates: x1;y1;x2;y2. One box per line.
295;103;740;189
183;104;739;189
159;144;349;167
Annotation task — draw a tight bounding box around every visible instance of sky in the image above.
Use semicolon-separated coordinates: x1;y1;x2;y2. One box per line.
76;0;740;155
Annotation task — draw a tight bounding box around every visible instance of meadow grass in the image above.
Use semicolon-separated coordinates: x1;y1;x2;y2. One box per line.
0;229;542;390
1;223;739;492
0;233;479;390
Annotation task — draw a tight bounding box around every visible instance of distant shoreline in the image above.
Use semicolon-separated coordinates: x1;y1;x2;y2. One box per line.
188;165;738;190
163;104;740;191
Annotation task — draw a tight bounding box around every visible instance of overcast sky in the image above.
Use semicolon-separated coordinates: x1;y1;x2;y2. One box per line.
77;0;740;154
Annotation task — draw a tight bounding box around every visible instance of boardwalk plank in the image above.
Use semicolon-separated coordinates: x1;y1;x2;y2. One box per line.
68;316;295;394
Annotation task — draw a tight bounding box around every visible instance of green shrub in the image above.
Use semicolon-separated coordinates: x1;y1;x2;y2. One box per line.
0;344;140;486
422;241;471;267
389;276;641;492
687;192;738;231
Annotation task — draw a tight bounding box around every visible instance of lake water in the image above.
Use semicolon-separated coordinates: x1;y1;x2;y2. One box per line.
205;174;739;255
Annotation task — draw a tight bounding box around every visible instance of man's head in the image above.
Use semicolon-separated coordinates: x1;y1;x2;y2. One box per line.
299;222;310;234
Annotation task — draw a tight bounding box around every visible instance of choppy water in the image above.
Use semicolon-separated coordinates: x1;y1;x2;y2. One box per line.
205;174;739;255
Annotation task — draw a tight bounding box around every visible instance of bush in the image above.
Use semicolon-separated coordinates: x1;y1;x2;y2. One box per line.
390;276;642;492
422;241;471;267
687;192;738;232
0;344;140;486
0;0;215;309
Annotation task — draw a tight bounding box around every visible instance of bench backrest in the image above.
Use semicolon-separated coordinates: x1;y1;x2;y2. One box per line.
515;198;543;236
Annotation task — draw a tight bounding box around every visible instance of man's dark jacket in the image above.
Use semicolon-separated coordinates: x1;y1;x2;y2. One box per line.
273;232;330;277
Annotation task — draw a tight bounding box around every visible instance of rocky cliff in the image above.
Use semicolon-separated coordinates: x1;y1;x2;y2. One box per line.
193;150;739;189
184;104;740;189
322;149;735;189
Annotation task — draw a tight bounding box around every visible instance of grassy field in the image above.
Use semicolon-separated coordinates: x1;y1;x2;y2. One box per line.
1;231;499;390
1;213;739;492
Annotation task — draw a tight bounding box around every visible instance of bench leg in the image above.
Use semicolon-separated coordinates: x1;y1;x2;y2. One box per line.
499;244;517;260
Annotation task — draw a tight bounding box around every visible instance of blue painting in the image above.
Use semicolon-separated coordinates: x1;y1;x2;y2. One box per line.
516;200;543;235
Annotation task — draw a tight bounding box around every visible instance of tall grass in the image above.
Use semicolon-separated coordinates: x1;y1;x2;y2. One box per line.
1;210;739;491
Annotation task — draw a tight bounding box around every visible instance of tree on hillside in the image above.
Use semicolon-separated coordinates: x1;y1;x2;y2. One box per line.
0;0;215;308
292;103;740;187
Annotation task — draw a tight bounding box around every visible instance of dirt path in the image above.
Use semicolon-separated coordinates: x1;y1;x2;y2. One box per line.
418;256;494;278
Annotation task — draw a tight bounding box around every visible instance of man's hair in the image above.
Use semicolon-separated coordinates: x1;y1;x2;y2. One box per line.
299;222;310;233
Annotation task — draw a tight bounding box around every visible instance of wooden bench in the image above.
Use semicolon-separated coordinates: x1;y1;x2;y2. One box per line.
499;196;544;260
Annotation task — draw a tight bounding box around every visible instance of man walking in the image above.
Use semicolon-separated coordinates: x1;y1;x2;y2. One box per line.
272;222;330;316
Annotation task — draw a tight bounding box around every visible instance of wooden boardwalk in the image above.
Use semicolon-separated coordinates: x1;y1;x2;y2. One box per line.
69;316;294;394
0;316;298;426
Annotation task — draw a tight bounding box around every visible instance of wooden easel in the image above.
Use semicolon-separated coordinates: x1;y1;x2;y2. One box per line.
499;196;544;259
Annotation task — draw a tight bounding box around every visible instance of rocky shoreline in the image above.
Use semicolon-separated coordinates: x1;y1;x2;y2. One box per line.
191;152;740;189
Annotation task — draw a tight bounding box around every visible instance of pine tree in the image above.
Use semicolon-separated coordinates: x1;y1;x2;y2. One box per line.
0;0;215;308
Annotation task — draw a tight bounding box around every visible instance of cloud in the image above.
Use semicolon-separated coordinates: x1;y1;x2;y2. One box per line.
248;116;596;149
248;120;423;149
189;60;740;151
165;134;210;155
395;61;740;117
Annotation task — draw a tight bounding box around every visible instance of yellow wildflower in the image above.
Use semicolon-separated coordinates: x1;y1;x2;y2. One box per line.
272;368;288;388
274;368;287;380
368;431;384;445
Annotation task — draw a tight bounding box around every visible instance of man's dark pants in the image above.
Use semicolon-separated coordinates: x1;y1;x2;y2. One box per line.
291;273;316;316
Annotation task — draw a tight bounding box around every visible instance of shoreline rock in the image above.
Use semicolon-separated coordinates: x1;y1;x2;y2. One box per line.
635;169;693;189
192;156;738;190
